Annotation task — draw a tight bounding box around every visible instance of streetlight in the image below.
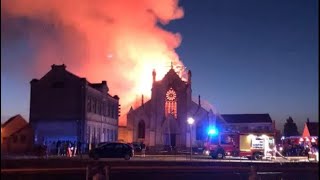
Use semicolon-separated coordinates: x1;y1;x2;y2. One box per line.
187;117;195;160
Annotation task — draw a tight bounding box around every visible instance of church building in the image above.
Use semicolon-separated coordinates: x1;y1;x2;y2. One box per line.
126;66;222;150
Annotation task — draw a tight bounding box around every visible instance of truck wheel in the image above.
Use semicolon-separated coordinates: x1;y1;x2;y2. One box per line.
253;152;262;160
124;154;131;160
217;152;224;159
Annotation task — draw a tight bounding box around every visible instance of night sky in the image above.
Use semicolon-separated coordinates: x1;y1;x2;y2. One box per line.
1;0;318;132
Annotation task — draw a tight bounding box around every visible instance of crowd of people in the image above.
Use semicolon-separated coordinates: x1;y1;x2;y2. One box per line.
281;138;318;158
35;140;83;157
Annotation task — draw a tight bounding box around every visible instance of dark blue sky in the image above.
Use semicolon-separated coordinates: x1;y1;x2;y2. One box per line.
168;0;318;131
1;0;318;132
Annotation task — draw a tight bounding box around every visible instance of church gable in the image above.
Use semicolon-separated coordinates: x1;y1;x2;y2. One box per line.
127;100;152;129
161;68;187;89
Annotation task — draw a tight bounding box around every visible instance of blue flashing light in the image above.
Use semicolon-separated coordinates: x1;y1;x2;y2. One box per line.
208;127;218;136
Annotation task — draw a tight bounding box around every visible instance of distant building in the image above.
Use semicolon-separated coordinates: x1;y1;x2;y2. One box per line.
30;64;120;150
302;120;318;140
125;66;222;150
1;115;34;155
219;114;275;133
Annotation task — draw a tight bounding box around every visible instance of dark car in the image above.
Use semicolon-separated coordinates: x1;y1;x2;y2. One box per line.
89;142;134;160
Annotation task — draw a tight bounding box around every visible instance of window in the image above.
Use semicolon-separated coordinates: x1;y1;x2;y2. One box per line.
97;128;101;143
93;127;96;143
102;103;105;116
20;135;26;143
138;120;145;138
115;143;123;150
165;88;177;118
221;134;235;145
87;97;91;112
111;105;114;118
106;129;109;141
97;102;100;115
87;125;91;143
108;103;111;117
13;135;18;143
104;102;108;116
92;99;96;114
103;143;115;150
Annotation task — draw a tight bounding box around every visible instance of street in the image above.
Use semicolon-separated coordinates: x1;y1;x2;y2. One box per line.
1;155;318;180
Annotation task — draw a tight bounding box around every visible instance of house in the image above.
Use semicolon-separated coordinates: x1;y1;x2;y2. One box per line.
302;120;318;143
1;115;34;155
220;114;275;133
30;64;120;151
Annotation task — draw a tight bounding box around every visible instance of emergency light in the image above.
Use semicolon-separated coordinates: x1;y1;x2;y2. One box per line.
208;127;218;136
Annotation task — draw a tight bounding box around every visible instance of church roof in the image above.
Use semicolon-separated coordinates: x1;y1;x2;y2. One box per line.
162;68;187;83
1;114;24;128
221;114;272;123
33;64;118;100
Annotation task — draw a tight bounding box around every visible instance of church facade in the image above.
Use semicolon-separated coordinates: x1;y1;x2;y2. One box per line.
126;67;221;150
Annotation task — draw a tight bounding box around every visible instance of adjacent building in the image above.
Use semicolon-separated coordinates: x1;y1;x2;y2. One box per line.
1;115;34;155
219;114;275;133
30;64;119;150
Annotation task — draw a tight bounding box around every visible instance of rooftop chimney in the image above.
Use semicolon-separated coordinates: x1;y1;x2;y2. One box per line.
198;95;201;107
51;64;66;70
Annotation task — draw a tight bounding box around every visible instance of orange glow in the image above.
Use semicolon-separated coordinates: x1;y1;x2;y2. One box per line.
2;0;185;125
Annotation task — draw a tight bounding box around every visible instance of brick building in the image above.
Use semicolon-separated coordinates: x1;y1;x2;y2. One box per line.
1;115;34;155
30;64;119;150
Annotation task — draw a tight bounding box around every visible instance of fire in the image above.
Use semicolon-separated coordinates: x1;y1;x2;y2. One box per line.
2;0;185;125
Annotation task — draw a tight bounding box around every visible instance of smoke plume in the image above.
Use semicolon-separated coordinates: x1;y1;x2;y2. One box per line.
2;0;184;125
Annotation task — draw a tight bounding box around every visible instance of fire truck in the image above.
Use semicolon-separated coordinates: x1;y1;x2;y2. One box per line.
204;130;275;160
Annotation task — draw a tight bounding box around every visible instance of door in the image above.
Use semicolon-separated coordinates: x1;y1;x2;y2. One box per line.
170;134;176;147
102;143;115;158
114;143;125;158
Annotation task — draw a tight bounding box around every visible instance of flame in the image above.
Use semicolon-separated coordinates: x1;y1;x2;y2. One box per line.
2;0;185;125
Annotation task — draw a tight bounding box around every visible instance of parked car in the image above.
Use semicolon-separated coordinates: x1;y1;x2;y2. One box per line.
89;142;134;160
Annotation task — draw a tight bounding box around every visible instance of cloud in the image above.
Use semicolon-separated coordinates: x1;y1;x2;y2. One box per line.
2;0;185;125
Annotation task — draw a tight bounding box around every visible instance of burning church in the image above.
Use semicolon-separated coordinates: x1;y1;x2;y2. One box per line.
125;65;223;150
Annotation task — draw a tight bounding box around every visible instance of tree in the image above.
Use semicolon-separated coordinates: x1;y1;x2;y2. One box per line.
283;116;300;137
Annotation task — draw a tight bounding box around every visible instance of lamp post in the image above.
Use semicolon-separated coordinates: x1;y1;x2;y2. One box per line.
187;117;195;160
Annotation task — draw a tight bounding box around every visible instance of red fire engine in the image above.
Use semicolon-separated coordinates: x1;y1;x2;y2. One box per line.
204;131;275;160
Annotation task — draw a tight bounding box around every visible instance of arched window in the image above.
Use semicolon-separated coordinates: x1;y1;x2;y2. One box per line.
165;88;177;118
138;120;145;138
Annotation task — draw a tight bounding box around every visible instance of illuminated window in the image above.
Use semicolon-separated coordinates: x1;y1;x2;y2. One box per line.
165;88;177;118
138;120;145;138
